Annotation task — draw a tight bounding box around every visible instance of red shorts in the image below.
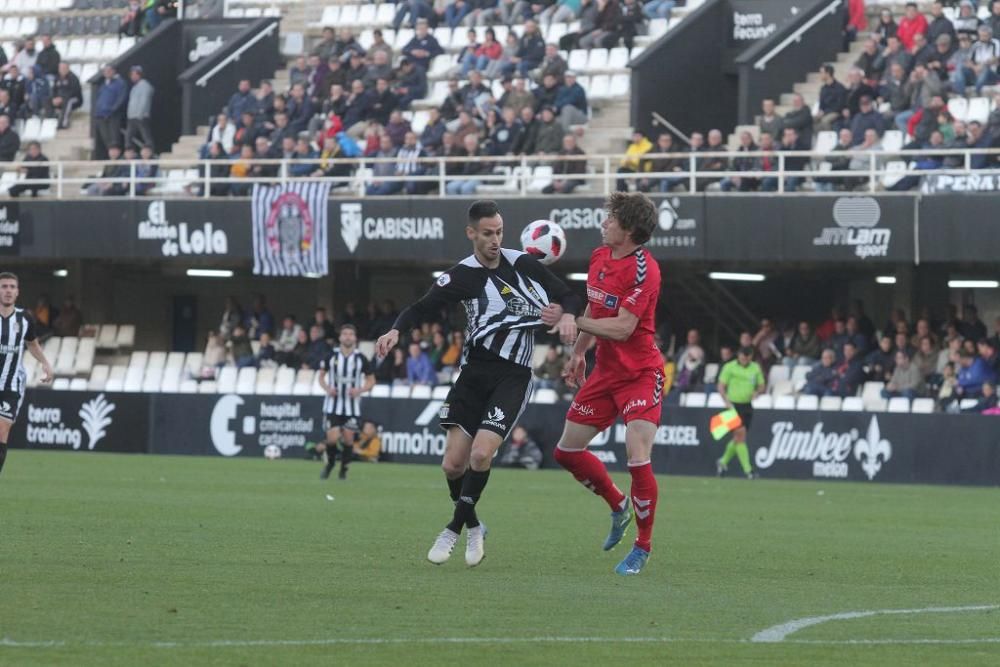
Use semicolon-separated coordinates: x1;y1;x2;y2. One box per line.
566;366;664;432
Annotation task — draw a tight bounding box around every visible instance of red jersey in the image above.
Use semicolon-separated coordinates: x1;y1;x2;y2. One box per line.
585;245;661;374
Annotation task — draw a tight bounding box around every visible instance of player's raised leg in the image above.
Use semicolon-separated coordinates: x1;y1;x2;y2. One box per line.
338;422;358;480
320;424;342;480
446;429;503;567
428;426;474;564
554;420;631;550
617;419;658;576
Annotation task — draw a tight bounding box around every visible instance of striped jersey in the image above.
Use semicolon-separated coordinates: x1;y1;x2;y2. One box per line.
393;248;581;369
321;348;372;416
0;307;36;393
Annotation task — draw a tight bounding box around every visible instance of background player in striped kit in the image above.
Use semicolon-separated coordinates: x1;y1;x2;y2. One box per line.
0;272;55;477
318;324;375;480
375;200;580;568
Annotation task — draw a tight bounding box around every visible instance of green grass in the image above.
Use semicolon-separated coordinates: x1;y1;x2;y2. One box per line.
1;450;998;666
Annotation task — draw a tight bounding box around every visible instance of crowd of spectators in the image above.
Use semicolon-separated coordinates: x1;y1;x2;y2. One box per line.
614;1;1000;193
180;0;664;197
666;300;1000;414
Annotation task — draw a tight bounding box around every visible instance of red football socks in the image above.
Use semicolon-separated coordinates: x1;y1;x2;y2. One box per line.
628;461;658;552
554;447;627;511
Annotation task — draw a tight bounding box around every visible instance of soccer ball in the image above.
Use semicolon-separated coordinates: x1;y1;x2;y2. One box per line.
263;445;282;460
520;220;567;265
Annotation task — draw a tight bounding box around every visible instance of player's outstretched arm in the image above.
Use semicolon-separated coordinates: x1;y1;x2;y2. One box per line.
375;329;399;359
576;308;640;342
27;340;53;384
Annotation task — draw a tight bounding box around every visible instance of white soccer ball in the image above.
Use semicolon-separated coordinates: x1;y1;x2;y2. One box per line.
520;220;567;265
263;445;282;460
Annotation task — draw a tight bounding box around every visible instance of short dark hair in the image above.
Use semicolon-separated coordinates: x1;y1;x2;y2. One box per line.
468;200;501;226
738;346;754;357
822;64;835;76
605;191;656;245
0;272;18;284
339;323;357;335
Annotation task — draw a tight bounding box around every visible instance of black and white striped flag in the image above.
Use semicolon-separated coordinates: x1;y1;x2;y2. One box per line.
251;182;331;276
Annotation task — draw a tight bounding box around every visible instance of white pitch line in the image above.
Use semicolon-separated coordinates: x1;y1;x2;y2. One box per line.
752;604;1000;643
3;634;1000;650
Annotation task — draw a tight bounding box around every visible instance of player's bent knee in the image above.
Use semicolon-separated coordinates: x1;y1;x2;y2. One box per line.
469;447;494;471
441;459;466;478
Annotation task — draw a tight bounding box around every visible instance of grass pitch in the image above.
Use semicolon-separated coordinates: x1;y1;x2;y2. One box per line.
1;450;998;666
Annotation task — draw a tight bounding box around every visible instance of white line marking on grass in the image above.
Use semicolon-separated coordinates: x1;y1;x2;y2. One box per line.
4;634;1000;650
752;604;1000;643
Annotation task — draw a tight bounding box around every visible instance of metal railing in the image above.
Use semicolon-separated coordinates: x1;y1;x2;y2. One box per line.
2;148;1000;198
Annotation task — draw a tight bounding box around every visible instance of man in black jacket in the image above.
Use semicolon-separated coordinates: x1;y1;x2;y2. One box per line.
0;115;20;162
51;62;82;129
542;134;587;194
505;19;546;76
35;35;61;78
814;64;847;131
9;141;50;198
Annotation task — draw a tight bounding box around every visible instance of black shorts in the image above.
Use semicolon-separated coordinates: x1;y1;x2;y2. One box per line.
439;360;533;441
324;414;360;432
733;402;753;430
0;390;24;422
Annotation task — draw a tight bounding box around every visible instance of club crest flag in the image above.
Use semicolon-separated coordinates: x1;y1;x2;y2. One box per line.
710;409;742;441
251;182;331;276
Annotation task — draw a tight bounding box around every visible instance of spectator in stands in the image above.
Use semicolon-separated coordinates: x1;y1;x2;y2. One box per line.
534;345;566;389
7;140;48;197
960;304;988;342
830;342;865;397
962;380;998;413
196;142;231;197
856;38;884;84
451;109;479;145
446;132;488;195
534;106;565;154
228;326;255;368
898;2;929;51
915;335;939;380
879;62;909;122
876;8;898;46
751;318;780;369
203;114;235;158
256;81;275;119
507;19;547;75
783;321;821;370
11;38;37;74
719;130;759;193
953;348;997;402
375;347;408;385
840;67;877;128
490;33;521;79
34;35;59;79
244;296;274;340
536;44;568;84
640;132;684;193
51;62;82;130
286;83;314;135
403;19;444;73
401;131;435;195
503;76;536;116
542;0;584;26
394;0;433;30
826;318;849;357
0;65;26;118
147;0;178;32
227;79;256;122
966;120;992;168
419;108;447;156
218;297;243;340
670;341;704;399
760;98;784;138
509;106;537;154
23;66;50;120
694;129;727;190
460;70;491;115
499;426;543;470
881;350;925;400
120;0;145;38
865;335;896;382
848;127;883;172
255;333;276;368
369;78;398;127
910;32;934;67
896;65;944;134
289;56;311;90
952;25;1000;94
125;66;154;151
815;65;847;131
616;130;652;191
952;1;981;39
304;325;332;370
85;145;128;196
342;79;375;139
926;34;956;82
783;94;813;147
275;316;302;365
579;0;622;49
311;307;336;342
803;349;838;396
555;71;588;128
267;112;292;147
134;144;158;196
406;342;436;385
543;133;587;193
875;35;914;85
849;95;883;146
778;127;807;191
927;1;957;44
394;58;427;110
813;128;854;191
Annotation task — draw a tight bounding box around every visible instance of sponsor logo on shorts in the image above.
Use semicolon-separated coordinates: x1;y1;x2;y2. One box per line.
0;401;10;414
439;402;450;419
571;402;595;417
623;398;648;415
483;406;506;430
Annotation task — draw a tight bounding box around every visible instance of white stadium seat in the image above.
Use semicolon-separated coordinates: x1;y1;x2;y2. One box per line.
179;380;199;393
751;394;773;409
147;351;167;370
796;395;819;411
684;392;707;408
273;367;295;394
861;382;885;411
97;324;118;348
198;381;218;393
703;363;719;384
217;367;237;394
129;351;149;370
790;365;811;385
887;397;910;413
123;367;144;392
767;365;790;387
142;368;163;392
88;365;110;391
117;325;136;348
236;367;257;394
69;378;88;391
52;378;70;391
533;388;558;404
819;396;842;411
432;385;451;399
369;384;390;398
773;395;795;410
706;392;726;408
911;398;935;414
390;385;411;399
410;385;432;399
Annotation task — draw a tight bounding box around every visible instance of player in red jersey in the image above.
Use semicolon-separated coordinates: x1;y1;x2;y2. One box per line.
554;191;662;576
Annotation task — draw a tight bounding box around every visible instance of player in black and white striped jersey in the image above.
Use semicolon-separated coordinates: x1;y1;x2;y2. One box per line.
0;272;55;477
375;200;581;567
318;324;375;480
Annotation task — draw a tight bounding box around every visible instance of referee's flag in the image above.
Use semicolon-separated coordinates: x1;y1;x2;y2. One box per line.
251;182;332;276
710;409;742;441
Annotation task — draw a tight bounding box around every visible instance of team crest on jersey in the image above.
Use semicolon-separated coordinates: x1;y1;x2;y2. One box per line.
598;271;605;281
436;273;451;287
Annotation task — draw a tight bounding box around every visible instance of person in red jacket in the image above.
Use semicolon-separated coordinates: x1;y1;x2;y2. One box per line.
844;0;868;50
897;2;929;50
